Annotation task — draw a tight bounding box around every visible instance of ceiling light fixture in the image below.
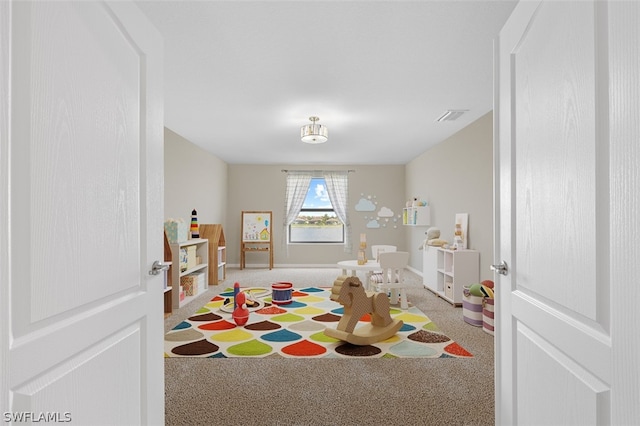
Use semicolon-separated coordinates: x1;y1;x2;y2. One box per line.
300;116;328;144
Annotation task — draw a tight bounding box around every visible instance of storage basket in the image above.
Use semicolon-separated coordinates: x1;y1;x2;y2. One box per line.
444;281;453;300
462;286;483;327
164;221;188;244
180;274;199;296
482;297;495;336
194;271;206;293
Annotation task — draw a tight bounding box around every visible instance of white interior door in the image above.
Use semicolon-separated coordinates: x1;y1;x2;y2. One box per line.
495;1;640;424
1;1;164;424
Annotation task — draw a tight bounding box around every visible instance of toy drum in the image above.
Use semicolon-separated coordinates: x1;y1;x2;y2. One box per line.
271;282;293;305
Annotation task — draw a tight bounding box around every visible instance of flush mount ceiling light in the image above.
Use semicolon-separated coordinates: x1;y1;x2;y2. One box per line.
300;116;328;144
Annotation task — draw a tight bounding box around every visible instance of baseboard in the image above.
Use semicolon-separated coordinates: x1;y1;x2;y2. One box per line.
407;265;423;277
229;263;342;269
229;263;426;275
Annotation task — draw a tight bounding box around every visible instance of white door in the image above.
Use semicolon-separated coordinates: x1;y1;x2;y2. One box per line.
1;1;164;424
495;1;640;424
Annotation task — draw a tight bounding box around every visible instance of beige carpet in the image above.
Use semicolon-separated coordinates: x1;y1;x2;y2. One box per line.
164;267;495;426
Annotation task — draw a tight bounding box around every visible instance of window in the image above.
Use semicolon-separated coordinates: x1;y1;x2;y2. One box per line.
283;170;351;252
288;178;344;243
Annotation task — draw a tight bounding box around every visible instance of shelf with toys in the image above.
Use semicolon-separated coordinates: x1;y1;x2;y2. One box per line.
169;238;209;309
402;198;430;226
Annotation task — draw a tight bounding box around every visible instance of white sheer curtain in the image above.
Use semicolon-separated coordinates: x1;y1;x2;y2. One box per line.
282;172;312;254
322;171;352;253
283;170;352;254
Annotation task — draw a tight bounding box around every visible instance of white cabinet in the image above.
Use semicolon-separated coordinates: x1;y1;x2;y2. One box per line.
422;245;439;292
424;247;479;306
169;238;208;309
403;206;430;226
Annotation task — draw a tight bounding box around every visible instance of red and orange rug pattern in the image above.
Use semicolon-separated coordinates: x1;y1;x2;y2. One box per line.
164;287;473;359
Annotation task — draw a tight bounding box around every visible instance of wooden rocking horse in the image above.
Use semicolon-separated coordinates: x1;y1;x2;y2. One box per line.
323;275;403;345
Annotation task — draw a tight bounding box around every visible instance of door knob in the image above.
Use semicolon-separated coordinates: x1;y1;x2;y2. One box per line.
149;260;171;275
490;261;508;276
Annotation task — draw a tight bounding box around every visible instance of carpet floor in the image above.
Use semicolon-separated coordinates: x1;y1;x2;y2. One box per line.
164;267;495;426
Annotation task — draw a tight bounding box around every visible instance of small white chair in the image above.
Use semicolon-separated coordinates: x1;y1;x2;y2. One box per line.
368;245;397;289
374;251;410;309
370;245;397;262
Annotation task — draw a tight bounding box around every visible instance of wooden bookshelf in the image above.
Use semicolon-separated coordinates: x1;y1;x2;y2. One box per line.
199;224;226;285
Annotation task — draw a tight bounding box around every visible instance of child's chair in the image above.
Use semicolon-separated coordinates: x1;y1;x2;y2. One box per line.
368;245;397;289
373;251;410;309
370;245;397;262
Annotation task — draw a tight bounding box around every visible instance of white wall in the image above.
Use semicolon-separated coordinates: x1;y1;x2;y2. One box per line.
405;111;494;281
164;128;228;226
226;164;406;266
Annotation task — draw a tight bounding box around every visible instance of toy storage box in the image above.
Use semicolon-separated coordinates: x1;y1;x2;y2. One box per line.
194;271;206;293
482;298;495;335
462;287;483;327
164;221;188;244
444;282;453;300
180;274;199;296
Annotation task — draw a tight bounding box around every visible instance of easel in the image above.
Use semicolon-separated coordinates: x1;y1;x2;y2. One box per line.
240;211;273;270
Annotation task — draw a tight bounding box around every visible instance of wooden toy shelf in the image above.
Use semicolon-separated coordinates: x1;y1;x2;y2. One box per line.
199;224;226;285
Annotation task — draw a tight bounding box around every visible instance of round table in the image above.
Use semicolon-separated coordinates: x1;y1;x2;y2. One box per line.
336;260;381;290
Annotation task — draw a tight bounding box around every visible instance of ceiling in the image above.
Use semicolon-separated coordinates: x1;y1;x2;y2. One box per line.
135;1;517;165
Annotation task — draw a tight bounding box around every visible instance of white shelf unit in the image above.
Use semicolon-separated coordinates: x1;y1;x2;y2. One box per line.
402;206;430;226
169;238;208;309
425;247;479;306
217;246;226;283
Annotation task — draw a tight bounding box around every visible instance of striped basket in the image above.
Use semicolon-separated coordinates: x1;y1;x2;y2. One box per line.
462;287;483;327
482;298;495;336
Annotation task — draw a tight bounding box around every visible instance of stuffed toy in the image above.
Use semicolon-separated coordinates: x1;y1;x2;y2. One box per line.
419;227;449;249
418;226;448;248
426;227;440;240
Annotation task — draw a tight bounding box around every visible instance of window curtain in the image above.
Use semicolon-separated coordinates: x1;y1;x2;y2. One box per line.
322;171;352;253
282;172;312;254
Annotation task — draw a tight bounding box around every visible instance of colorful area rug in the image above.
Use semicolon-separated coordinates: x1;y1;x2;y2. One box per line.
164;287;473;358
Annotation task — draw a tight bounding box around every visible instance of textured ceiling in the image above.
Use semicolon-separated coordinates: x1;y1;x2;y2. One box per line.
136;1;517;165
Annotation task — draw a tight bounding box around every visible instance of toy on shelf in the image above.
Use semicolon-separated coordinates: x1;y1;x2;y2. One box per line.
190;209;199;238
232;291;250;326
164;218;188;244
324;276;403;345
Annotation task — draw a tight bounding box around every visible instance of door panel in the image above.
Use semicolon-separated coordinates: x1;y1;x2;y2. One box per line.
516;324;609;426
13;0;142;328
13;325;142;423
512;0;601;322
495;1;632;424
1;1;164;424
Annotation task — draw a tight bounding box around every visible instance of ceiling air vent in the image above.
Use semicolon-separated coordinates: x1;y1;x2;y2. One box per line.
436;110;468;122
